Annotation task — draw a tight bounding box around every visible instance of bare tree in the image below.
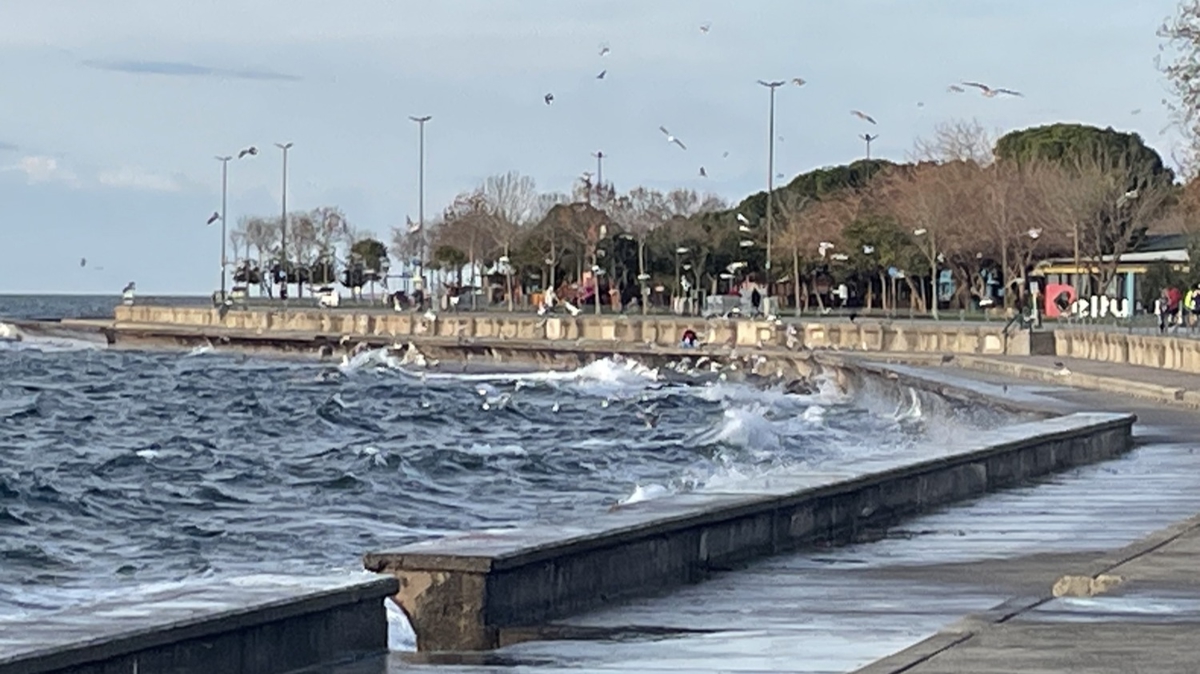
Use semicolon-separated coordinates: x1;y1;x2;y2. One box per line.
477;171;541;310
777;190;860;312
1159;1;1200;179
911;118;997;166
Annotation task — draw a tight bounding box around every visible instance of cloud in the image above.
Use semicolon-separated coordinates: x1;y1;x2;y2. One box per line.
81;59;300;82
97;166;182;192
5;155;77;185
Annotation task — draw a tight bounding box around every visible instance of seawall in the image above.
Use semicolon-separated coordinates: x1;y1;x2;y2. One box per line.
0;576;398;674
363;411;1134;652
107;305;1040;356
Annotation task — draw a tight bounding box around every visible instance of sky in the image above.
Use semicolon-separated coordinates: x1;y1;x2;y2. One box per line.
0;0;1188;294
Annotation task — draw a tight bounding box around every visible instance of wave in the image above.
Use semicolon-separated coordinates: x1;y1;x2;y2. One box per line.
0;321;105;353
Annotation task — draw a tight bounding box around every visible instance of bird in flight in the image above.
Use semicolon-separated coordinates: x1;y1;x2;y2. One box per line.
238;146;258;158
407;216;421;234
947;84;965;93
206;211;220;225
1131;108;1142;115
79;257;86;268
544;93;554;105
597;70;606;80
792;77;806;87
722;151;730;158
599;45;610;57
659;126;687;150
699;166;707;177
961;82;1022;97
700;22;711;34
776;172;785;180
851;110;877;124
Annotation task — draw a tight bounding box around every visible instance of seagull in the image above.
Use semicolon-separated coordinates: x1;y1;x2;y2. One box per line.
700;22;711;33
659;126;687;150
722;151;730;158
599;45;610;57
635;404;661;428
423;309;437;322
79;257;86;267
736;213;750;225
1131;108;1142;115
738;224;752;233
699;166;707;177
406;216;420;234
851;110;877;124
776;172;785;180
544;93;554;105
863;245;875;254
792;77;806;87
596;70;606;79
947;84;965;93
961;82;1022;97
122;281;136;294
238;146;258;158
206;211;220;225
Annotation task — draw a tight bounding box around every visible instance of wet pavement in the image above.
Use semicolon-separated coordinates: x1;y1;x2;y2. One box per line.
331;365;1200;673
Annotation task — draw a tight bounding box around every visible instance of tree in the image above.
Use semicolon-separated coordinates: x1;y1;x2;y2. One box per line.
478;171;542;311
348;237;390;294
1159;1;1200;179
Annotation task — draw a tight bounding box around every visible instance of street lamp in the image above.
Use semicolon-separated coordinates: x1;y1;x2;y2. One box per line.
860;133;879;161
592;150;605;188
757;79;786;288
410;115;432;297
214;146;257;301
274;142;293;298
914;227;939;319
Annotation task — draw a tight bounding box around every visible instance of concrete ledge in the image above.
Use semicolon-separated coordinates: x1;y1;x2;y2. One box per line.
363;412;1134;652
0;576;398;674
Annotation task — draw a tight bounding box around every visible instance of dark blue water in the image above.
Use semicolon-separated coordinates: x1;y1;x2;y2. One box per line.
0;295;1012;619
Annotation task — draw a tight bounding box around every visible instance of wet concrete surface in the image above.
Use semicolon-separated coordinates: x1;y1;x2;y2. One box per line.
334;365;1200;673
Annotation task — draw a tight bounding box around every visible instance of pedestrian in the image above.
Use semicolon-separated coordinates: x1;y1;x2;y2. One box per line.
1155;290;1167;334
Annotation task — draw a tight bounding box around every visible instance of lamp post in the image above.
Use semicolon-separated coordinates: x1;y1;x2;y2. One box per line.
914;227;939;319
409;115;431;294
860;133;879;161
215;146;257;300
592;150;605;189
275;142;293;297
757;79;785;305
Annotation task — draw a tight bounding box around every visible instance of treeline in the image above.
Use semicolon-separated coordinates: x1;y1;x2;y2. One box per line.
230;120;1188;311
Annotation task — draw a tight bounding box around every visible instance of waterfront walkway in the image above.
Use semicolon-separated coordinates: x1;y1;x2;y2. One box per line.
329;365;1200;673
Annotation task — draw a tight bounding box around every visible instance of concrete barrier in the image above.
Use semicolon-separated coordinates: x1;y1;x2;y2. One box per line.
363;412;1134;652
1054;328;1200;374
0;575;398;674
112;305;1034;355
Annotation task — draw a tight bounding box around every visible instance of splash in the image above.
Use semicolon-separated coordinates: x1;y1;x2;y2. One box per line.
0;322;104;352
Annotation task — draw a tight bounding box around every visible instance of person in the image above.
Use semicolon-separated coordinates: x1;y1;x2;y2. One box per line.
680;328;698;348
750;284;762;317
1156;290;1167;334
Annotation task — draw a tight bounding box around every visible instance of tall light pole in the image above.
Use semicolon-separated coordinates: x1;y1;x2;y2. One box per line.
410;115;431;291
275;142;293;297
216;155;232;299
860;133;879;161
592;150;605;188
757;79;785;297
214;146;257;300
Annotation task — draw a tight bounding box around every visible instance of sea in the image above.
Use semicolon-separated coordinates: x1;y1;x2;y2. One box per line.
0;294;1018;645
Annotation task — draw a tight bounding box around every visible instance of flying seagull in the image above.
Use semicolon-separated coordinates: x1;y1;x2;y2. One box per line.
599;45;610;57
722;151;730;158
1131;108;1142;115
406;216;421;234
961;82;1022;97
700;22;711;33
947;84;965;93
659;126;687;150
792;77;806;87
544;93;554;105
597;70;606;79
776;172;785;180
80;257;86;267
699;166;707;177
206;211;220;225
851;110;877;124
238;146;258;158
